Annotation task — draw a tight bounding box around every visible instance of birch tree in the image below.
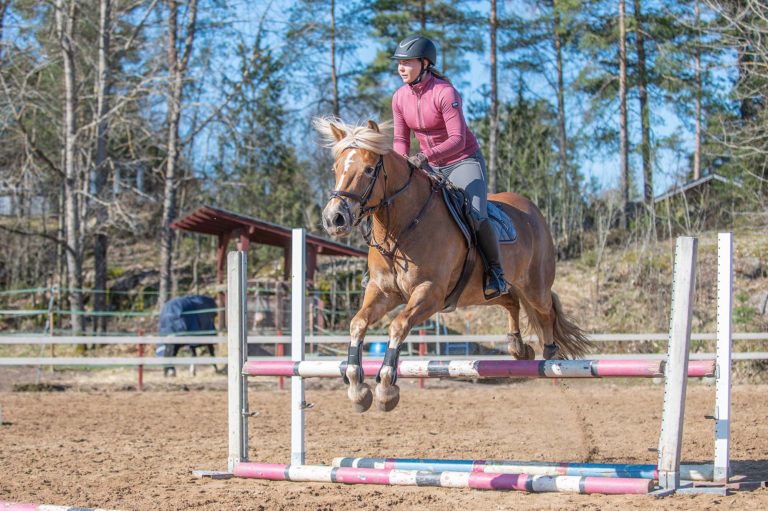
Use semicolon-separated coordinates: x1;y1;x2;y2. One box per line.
56;0;84;333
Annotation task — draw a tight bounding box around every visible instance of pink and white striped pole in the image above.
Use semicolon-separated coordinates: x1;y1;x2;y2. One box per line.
233;463;652;494
242;359;715;379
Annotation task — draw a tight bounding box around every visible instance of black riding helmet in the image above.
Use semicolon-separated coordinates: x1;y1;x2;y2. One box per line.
391;35;437;66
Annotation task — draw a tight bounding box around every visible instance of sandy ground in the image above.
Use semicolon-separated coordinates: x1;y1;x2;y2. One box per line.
1;368;767;511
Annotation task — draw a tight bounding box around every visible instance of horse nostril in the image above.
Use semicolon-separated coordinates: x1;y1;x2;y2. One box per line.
333;213;346;227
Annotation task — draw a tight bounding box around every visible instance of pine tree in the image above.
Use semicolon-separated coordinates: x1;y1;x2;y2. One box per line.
356;0;483;118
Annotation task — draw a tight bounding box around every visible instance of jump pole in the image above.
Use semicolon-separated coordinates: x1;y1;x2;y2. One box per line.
242;358;715;379
331;457;714;481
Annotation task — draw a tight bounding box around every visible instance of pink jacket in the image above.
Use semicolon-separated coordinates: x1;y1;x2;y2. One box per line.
392;72;480;167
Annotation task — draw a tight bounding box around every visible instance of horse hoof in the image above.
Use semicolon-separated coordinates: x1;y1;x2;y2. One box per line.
521;344;535;360
507;332;534;360
543;343;562;360
350;383;373;413
507;340;535;360
375;384;400;412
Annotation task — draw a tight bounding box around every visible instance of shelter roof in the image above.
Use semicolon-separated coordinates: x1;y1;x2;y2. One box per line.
171;205;367;258
653;173;741;203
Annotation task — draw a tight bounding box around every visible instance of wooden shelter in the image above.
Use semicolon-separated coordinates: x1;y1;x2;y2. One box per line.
171;205;367;327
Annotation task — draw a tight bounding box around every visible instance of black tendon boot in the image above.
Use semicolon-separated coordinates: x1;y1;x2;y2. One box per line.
477;219;509;299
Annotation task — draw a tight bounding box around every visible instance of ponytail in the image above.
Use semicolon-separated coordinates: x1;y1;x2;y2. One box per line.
428;66;451;85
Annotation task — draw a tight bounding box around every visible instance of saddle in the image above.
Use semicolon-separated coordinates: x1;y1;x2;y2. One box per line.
438;176;518;312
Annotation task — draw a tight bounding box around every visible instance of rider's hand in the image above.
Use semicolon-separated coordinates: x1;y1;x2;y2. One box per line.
407;152;428;169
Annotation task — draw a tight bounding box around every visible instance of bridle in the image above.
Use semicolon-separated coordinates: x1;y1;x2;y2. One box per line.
328;150;438;259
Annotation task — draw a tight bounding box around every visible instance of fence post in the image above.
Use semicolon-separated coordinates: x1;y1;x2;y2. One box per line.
137;328;145;392
656;237;697;491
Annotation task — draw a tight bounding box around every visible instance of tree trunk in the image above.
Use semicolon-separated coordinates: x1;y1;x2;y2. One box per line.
419;0;426;31
330;0;339;118
158;0;198;308
633;0;652;205
93;0;111;333
553;0;569;249
0;0;9;60
57;0;84;334
693;0;702;180
488;0;498;194
618;0;629;230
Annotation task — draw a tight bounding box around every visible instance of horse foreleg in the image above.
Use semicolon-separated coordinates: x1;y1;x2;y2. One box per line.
376;283;443;412
346;281;401;413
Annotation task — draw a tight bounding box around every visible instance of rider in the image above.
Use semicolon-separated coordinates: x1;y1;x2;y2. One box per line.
391;34;508;299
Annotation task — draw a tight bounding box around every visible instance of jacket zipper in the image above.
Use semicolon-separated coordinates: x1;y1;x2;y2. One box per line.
415;91;433;155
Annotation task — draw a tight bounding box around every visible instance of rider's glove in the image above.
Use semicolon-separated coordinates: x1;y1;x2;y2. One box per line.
407;152;428;169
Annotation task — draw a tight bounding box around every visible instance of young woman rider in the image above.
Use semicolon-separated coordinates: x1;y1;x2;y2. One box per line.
391;34;508;299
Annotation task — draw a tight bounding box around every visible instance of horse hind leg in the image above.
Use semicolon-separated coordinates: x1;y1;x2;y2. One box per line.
500;294;535;360
521;291;592;360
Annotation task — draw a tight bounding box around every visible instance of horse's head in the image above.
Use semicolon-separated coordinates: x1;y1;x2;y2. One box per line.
314;118;393;237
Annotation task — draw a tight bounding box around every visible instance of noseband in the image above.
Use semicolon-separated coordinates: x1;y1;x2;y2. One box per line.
329;154;391;226
329;151;437;259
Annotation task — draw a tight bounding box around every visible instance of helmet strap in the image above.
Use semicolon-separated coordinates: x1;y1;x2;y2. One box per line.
408;60;430;86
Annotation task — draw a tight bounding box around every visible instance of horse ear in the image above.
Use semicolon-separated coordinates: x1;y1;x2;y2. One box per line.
330;123;346;141
367;120;380;133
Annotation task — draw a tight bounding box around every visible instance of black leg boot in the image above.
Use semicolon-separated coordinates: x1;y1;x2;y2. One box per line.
477;219;509;299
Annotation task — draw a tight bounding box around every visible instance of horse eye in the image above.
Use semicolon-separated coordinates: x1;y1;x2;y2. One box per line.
364;165;375;175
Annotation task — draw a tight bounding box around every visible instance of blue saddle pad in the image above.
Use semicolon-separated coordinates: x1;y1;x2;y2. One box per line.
488;201;517;243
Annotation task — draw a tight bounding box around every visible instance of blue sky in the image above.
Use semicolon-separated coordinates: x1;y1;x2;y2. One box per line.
224;0;709;197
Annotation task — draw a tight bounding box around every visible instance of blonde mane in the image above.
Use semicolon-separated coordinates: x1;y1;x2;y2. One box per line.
313;117;394;159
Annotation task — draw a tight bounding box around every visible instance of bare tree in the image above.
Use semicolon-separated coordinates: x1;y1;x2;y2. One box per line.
633;0;652;205
693;0;702;180
0;0;9;57
618;0;630;230
488;0;498;193
158;0;199;307
552;0;570;246
56;0;84;333
91;0;111;333
329;0;339;118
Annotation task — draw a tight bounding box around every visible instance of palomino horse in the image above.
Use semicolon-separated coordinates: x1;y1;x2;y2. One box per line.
315;118;591;412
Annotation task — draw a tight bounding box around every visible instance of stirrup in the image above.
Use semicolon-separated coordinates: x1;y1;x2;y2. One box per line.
483;269;508;300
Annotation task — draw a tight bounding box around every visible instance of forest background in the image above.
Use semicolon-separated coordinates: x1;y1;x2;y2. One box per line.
0;0;766;336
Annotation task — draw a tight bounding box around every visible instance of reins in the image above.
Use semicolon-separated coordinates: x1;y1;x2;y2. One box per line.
329;152;438;259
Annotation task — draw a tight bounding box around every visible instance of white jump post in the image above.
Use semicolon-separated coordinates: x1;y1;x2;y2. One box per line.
656;237;697;491
714;232;732;483
291;228;306;465
227;251;248;473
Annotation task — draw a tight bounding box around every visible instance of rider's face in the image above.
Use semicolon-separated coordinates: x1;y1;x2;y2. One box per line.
398;58;425;83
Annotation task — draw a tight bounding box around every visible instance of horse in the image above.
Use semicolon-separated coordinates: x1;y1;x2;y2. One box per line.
315;117;591;412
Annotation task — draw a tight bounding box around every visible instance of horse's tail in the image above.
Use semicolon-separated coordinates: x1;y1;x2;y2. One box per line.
517;291;593;359
550;291;593;359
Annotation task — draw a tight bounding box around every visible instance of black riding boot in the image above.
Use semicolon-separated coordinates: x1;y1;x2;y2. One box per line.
477;219;509;299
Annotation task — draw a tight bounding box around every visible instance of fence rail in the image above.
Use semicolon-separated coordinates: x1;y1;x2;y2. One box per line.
1;352;767;367
0;333;767;367
0;332;767;345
